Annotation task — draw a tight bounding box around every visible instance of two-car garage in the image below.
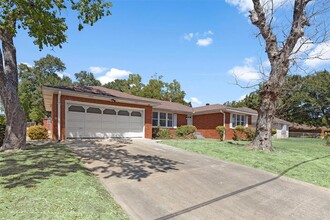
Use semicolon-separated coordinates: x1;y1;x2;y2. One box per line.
66;102;145;138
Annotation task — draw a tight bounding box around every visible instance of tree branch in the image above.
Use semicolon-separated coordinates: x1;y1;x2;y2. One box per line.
249;0;279;64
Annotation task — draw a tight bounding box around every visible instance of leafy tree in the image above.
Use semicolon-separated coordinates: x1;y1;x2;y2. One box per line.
19;55;72;123
164;80;186;104
104;73;144;95
74;71;101;86
0;0;112;150
142;74;165;100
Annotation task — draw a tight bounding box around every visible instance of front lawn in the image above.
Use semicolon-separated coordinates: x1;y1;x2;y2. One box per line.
161;138;330;188
0;142;127;219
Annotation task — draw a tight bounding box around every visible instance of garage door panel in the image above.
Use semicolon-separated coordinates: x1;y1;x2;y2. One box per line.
67;103;144;138
68;112;85;120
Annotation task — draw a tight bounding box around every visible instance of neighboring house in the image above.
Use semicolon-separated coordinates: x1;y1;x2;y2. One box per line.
42;85;257;141
251;112;291;139
289;124;330;138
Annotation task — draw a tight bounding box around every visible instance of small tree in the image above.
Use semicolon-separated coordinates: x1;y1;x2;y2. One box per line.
216;126;226;141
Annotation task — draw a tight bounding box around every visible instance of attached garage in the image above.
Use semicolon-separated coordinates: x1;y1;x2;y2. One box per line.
66;102;144;138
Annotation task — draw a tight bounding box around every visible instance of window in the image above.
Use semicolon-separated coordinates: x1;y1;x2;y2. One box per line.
152;112;158;126
167;113;173;127
103;109;116;115
152;112;175;127
131;111;142;117
231;114;247;127
87;107;101;114
69;105;85;113
160;113;166;127
118;110;129;116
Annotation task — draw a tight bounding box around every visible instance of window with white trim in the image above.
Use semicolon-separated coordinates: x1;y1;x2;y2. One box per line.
231;114;247;128
152;112;174;127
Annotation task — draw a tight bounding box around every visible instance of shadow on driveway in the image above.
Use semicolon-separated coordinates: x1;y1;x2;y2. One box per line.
68;139;183;181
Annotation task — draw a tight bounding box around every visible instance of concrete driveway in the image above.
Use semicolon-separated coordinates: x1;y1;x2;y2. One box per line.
68;139;330;220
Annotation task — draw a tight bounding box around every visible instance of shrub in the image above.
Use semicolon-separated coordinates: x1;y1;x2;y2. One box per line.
152;127;160;139
0;124;5;146
216;126;226;141
271;128;277;136
325;132;330;146
158;128;172;139
245;127;255;141
27;125;48;140
176;125;196;137
233;125;246;141
0;115;5;125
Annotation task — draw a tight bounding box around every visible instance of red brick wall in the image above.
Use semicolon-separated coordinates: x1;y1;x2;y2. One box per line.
193;113;224;139
193;112;252;140
177;114;187;127
52;94;153;140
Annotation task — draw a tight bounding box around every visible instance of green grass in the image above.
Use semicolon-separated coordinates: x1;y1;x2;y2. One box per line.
161;138;330;188
0;142;128;220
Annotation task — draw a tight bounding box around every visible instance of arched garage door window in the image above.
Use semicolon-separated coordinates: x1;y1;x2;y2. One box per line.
69;105;85;112
131;111;142;117
87;107;101;114
118;110;129;116
103;109;116;115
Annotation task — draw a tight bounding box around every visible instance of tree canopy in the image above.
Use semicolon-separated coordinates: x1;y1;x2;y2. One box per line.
18;55;73;122
225;70;330;128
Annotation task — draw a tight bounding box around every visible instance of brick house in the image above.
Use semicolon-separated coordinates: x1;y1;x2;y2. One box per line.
42;85;256;140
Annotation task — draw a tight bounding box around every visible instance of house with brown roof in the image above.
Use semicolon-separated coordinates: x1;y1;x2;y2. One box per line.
42;85;260;140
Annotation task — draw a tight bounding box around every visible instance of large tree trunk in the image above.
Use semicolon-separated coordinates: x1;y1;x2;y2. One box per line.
0;31;27;151
251;83;277;151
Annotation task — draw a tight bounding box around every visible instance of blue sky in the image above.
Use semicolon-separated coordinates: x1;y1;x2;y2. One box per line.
14;0;330;107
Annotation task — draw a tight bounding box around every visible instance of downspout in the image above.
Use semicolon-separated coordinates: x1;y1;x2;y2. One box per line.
58;91;61;141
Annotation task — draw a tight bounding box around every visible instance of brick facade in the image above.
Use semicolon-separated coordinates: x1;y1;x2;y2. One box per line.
177;114;188;127
193;112;252;140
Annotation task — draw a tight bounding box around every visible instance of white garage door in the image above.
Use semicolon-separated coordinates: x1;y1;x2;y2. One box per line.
66;103;144;138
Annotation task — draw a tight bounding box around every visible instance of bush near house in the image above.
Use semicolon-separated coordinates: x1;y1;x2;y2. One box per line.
176;125;196;137
245;127;256;141
158;128;172;139
233;126;246;141
27;125;48;140
324;132;330;146
215;126;226;141
272;128;277;136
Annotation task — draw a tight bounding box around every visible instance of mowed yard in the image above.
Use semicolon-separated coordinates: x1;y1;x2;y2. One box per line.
162;138;330;188
0;142;127;220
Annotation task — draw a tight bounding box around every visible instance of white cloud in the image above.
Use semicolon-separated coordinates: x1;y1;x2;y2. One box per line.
225;0;292;14
89;66;108;74
238;94;247;101
184;30;214;46
304;41;330;68
21;62;32;67
184;33;194;41
196;37;213;47
228;57;261;82
185;97;202;107
97;68;132;84
56;72;70;79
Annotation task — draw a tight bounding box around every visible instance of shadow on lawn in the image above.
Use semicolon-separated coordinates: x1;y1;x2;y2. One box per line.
0;142;89;189
68;139;182;181
155;154;330;220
